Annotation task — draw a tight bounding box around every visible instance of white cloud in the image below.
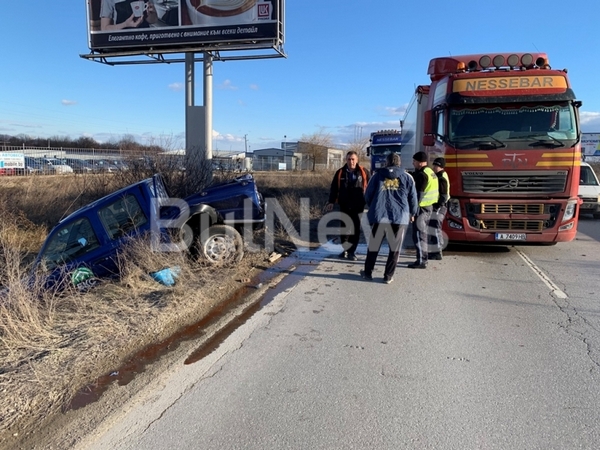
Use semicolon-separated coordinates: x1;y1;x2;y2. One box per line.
249;84;259;91
61;100;77;106
217;79;238;90
168;82;184;92
383;105;407;117
580;111;600;132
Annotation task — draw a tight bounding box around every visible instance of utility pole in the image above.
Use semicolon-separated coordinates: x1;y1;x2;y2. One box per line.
244;134;248;153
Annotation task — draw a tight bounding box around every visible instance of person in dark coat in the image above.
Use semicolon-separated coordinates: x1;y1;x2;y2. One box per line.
360;153;418;283
325;151;369;260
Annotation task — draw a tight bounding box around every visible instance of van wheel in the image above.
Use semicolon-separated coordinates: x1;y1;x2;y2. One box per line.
593;213;600;220
198;224;244;264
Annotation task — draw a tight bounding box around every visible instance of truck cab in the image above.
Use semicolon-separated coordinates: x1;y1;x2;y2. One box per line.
367;129;403;173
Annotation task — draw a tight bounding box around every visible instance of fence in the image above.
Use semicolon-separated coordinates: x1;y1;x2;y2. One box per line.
0;146;345;177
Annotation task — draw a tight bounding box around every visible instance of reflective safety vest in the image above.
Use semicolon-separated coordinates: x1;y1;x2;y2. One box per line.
441;170;451;201
420;166;439;207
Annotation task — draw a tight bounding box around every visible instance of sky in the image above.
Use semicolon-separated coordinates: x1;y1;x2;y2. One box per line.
1;1;600;154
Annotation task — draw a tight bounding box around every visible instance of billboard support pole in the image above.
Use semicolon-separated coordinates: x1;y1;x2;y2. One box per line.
185;52;194;109
203;52;213;161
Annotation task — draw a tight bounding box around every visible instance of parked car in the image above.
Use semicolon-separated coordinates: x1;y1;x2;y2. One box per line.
0;167;15;176
86;159;119;173
60;158;95;174
40;158;74;174
24;157;43;174
13;156;43;175
105;159;129;171
30;173;265;291
578;161;600;219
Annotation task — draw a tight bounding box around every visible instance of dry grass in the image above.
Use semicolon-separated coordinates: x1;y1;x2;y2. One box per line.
0;169;334;447
253;171;333;249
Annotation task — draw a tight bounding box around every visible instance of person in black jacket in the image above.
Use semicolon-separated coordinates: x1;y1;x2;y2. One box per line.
408;151;439;269
325;151;369;261
429;157;450;260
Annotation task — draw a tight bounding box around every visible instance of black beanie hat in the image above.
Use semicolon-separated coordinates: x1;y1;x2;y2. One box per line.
413;151;427;163
433;157;446;168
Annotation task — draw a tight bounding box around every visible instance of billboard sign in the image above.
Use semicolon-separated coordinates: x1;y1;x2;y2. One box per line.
582;133;600;159
0;152;25;170
87;0;283;53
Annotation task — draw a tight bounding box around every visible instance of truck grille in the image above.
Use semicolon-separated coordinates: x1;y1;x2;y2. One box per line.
466;202;562;231
479;220;544;231
462;171;567;194
480;204;544;214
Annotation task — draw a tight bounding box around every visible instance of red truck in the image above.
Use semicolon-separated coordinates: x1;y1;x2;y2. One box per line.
401;52;582;244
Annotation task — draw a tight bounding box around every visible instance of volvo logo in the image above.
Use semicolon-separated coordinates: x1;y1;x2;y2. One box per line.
502;153;528;168
508;179;519;188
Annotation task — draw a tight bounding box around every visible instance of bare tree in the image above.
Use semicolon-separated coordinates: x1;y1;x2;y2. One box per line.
345;135;370;166
298;128;333;171
143;133;184;154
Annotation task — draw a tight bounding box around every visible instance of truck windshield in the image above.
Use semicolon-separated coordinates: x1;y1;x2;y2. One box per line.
371;145;402;156
449;104;578;149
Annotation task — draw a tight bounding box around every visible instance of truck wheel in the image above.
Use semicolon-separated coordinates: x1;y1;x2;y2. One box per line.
198;224;244;264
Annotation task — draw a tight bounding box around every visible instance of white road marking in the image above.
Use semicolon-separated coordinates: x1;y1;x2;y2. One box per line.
516;249;568;299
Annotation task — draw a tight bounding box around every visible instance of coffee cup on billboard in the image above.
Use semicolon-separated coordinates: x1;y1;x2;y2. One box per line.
186;0;257;26
131;1;148;18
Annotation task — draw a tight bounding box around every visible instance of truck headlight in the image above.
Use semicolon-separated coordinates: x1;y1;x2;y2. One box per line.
448;199;462;219
562;199;578;222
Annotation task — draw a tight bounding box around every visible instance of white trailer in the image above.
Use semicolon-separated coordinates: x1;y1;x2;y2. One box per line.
400;85;430;169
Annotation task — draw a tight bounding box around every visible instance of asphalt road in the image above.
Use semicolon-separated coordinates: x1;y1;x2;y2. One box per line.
77;217;600;450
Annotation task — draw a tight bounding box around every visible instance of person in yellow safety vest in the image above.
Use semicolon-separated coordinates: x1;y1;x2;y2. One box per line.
408;151;439;269
429;157;450;261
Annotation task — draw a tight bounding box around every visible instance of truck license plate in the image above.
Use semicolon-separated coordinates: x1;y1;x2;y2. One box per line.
495;233;526;241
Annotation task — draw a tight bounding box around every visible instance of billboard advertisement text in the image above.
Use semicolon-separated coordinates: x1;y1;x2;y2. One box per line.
582;133;600;159
87;0;283;53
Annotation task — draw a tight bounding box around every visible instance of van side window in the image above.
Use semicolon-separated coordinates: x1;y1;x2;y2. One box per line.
580;166;599;186
99;194;148;240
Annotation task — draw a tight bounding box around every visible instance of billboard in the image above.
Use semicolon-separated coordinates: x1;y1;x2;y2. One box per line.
0;152;25;170
582;133;600;159
87;0;283;53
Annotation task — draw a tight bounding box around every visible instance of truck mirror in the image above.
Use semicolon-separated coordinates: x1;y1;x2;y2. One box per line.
423;135;435;147
423;110;433;134
366;147;371;156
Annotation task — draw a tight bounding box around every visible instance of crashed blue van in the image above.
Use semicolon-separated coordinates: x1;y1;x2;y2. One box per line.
30;174;265;291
